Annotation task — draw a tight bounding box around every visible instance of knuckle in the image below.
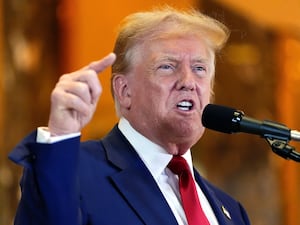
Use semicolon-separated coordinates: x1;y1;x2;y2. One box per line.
50;88;60;102
59;73;72;81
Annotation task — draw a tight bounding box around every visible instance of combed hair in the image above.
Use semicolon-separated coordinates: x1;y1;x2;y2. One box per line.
112;6;229;75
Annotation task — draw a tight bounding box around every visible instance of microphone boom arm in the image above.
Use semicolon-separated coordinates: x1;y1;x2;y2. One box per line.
235;111;300;162
201;104;300;162
265;138;300;162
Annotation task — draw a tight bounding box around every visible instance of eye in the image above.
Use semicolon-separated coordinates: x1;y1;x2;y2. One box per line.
156;63;176;75
158;64;174;70
192;64;207;76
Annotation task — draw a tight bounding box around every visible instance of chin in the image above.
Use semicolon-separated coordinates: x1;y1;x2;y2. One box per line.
174;123;203;141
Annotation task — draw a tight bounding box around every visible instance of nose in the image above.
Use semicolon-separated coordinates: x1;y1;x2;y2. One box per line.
175;67;196;91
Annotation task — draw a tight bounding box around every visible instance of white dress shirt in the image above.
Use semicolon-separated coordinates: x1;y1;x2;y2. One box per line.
118;118;219;225
37;117;219;225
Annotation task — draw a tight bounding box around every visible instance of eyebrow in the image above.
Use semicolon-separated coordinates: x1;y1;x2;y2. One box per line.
155;55;210;64
155;55;178;62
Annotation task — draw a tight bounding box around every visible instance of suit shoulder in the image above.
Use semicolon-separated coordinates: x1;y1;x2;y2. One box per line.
79;139;106;159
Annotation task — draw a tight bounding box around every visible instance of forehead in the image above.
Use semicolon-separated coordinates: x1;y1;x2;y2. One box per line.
136;34;213;62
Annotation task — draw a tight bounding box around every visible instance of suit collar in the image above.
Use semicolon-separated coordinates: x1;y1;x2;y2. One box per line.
194;170;235;225
118;118;172;180
117;118;195;180
102;125;178;225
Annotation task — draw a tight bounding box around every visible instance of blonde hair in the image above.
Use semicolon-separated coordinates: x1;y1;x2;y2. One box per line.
111;6;230;113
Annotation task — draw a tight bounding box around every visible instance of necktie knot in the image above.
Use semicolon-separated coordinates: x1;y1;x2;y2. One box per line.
167;155;190;176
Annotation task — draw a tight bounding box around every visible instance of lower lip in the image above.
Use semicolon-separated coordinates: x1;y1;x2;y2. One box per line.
176;107;195;114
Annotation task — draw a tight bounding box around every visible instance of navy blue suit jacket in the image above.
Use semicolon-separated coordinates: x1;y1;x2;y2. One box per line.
9;125;251;225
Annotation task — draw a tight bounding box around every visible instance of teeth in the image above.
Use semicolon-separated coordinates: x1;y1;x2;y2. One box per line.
177;101;193;111
178;101;192;107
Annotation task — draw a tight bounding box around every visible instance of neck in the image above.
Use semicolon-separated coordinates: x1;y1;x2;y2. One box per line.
156;141;191;155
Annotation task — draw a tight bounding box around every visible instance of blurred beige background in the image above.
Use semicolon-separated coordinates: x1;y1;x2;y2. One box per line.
1;0;300;224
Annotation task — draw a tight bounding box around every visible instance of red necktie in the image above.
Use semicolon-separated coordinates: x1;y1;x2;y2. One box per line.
168;155;210;225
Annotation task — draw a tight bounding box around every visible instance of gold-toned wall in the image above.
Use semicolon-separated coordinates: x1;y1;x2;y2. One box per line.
276;36;300;225
1;0;61;224
215;0;300;35
1;0;300;225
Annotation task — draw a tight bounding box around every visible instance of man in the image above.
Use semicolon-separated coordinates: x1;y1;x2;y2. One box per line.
9;6;251;225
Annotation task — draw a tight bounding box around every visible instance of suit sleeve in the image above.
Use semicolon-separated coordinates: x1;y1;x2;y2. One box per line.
9;131;86;225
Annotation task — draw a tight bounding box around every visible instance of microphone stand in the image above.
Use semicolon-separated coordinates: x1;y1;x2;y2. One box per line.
265;137;300;162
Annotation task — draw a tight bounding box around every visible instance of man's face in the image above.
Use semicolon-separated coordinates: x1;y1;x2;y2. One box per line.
121;35;214;154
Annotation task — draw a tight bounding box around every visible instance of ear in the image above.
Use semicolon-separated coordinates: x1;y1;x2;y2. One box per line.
112;74;131;109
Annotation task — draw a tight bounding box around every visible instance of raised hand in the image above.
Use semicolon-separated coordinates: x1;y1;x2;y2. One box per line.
48;53;116;136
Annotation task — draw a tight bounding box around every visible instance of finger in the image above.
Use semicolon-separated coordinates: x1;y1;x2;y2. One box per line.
83;52;116;74
62;72;102;105
75;70;102;104
52;87;91;117
62;79;95;105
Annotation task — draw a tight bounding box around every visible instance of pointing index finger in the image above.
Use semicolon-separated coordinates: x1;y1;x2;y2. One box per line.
84;52;116;74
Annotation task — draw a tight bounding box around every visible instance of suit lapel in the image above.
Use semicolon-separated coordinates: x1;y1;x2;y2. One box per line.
102;126;178;225
194;170;235;225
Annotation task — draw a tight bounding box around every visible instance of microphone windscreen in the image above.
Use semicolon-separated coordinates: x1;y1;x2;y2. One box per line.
201;104;237;133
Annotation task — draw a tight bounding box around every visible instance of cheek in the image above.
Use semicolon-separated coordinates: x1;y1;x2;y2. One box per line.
197;80;212;100
132;80;161;107
203;85;212;100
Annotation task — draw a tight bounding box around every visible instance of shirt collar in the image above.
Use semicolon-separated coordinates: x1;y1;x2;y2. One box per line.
118;117;194;180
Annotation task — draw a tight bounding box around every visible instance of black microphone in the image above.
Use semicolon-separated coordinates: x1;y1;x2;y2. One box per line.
202;104;300;142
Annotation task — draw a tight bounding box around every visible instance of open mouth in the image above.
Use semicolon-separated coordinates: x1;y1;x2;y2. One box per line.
177;100;193;111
